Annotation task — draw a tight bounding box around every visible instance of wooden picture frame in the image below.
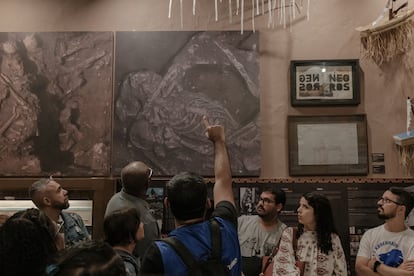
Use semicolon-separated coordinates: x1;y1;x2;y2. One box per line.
290;59;360;106
288;114;368;176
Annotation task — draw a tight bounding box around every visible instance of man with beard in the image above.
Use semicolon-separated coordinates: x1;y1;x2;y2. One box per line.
29;177;90;247
237;187;287;276
356;187;414;276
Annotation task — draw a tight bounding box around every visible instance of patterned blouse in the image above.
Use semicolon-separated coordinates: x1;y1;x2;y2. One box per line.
273;227;348;276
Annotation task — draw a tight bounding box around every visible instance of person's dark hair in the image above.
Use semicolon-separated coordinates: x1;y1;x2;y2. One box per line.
50;240;126;276
389;187;414;218
0;208;58;276
297;192;338;255
166;171;207;221
104;208;141;247
260;186;286;207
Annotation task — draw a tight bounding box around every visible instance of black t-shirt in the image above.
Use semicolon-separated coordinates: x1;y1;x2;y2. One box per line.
140;201;237;275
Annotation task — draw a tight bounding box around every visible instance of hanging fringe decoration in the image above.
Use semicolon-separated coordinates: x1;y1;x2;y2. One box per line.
407;97;413;134
396;144;414;174
393;97;414;173
167;0;310;33
356;4;414;66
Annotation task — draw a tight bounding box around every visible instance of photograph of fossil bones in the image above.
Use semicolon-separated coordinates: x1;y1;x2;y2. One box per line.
0;32;113;176
113;31;260;176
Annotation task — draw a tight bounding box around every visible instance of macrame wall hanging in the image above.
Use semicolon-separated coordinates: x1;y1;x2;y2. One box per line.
393;97;414;173
167;0;311;33
356;0;414;66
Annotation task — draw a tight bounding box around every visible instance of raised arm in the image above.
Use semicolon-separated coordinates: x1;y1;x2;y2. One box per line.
203;116;234;208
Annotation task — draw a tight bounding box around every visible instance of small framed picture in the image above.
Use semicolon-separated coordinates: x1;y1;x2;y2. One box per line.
239;187;260;215
372;165;385;174
290;59;360;106
371;153;385;163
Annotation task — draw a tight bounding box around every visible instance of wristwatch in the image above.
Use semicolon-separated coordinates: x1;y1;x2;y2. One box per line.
373;260;381;272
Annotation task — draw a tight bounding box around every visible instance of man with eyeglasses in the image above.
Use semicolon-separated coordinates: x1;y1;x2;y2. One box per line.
29;177;90;248
356;187;414;276
105;161;160;261
237;187;287;276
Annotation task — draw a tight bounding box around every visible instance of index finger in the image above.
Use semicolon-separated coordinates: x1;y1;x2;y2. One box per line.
202;116;210;128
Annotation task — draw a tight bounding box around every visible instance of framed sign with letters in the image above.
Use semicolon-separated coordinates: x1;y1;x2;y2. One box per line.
290;59;360;106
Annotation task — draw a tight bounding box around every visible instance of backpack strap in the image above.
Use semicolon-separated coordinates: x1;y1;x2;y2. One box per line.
291;227;306;276
161;219;222;269
210;219;222;260
162;237;197;269
260;236;281;274
292;227;298;253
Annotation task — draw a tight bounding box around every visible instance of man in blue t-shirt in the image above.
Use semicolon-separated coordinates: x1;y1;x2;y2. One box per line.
141;116;241;276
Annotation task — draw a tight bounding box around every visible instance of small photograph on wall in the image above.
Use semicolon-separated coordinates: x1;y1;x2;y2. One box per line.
112;31;260;176
146;187;164;231
0;32;113;176
239;187;260;215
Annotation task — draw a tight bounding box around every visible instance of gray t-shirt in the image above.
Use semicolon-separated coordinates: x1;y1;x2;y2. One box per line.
105;189;160;258
238;215;286;257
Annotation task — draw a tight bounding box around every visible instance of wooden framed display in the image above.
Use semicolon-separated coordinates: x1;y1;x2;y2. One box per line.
288;114;368;176
290;59;360;106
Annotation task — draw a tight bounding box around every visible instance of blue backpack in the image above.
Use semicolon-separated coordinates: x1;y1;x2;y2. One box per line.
162;219;230;276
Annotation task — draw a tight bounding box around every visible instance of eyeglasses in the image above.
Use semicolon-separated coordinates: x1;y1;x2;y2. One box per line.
378;197;403;205
259;197;275;205
148;168;153;179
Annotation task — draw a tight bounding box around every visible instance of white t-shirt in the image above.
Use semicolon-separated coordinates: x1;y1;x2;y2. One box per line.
357;224;414;267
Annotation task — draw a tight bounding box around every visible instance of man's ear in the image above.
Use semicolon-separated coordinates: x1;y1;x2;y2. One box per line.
43;197;51;206
206;197;212;210
276;203;283;213
399;205;406;217
164;197;170;208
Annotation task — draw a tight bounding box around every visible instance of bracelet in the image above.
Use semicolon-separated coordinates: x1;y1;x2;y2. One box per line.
373;260;381;272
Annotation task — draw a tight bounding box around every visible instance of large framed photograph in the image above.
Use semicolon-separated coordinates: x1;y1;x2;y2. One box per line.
290;59;360;106
288;114;368;176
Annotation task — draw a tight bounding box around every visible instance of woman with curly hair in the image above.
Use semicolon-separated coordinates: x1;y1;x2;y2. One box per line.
273;192;348;276
0;208;60;276
47;240;126;276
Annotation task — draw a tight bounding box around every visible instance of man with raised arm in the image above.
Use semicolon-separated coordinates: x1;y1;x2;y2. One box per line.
140;116;241;275
356;187;414;276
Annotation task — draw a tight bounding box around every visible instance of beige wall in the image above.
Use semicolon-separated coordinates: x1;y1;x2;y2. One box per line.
0;0;413;179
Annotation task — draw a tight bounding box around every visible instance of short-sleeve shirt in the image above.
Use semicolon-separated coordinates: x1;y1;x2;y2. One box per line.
140;201;241;276
357;224;414;267
274;227;348;276
105;189;160;258
238;215;286;257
